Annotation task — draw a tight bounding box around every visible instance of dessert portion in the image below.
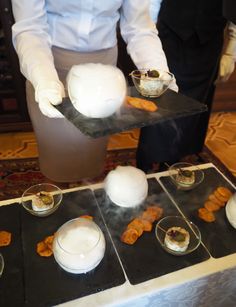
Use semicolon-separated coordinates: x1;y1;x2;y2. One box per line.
53;218;106;274
175;169;195;188
104;166;148;208
32;191;54;212
121;205;163;245
131;69;173;97
164;226;190;252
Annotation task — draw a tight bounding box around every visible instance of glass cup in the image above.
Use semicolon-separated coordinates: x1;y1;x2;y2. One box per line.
0;253;4;277
53;217;106;274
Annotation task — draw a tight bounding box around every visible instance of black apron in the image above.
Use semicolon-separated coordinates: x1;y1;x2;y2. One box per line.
136;0;227;171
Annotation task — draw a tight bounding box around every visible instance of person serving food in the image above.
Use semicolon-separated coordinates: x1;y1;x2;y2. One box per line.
11;0;177;182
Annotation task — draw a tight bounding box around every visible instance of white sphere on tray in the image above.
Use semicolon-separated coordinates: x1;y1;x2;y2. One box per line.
67;63;127;118
104;165;148;207
226;193;236;229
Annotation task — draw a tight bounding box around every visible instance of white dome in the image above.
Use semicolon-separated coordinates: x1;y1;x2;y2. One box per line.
104;166;148;207
67;63;127;118
226;193;236;229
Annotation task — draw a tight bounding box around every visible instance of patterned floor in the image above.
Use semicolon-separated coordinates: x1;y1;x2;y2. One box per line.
205;112;236;176
0;111;235;177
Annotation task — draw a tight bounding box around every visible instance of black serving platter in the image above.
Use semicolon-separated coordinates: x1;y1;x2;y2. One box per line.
21;188;125;307
159;166;236;258
94;178;209;285
55;87;207;138
0;204;24;307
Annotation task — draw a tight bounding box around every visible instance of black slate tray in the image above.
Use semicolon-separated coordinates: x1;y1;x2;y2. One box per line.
94;178;209;285
55;87;207;138
0;204;24;307
21;189;125;307
159;167;236;258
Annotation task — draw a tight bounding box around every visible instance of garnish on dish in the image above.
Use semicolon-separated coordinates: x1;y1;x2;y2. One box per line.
164;226;190;252
32;191;54;212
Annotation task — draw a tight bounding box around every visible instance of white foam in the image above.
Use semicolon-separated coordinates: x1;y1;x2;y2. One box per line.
53;220;106;274
67;63;127;118
104;165;148;207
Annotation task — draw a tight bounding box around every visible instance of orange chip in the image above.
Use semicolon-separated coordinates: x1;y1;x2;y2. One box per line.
141;211;156;223
79;215;93;220
0;230;12;247
120;228;139;245
204;201;220;212
126;96;158;112
208;194;223;207
127;218;144;237
214;190;228;205
44;235;54;251
146;206;163;221
36;241;52;257
198;208;215;222
37;234;54;257
216;187;233;199
140;219;153;232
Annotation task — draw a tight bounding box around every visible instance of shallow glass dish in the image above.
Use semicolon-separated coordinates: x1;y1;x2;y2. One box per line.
130;69;174;98
168;162;204;191
21;183;63;217
155;216;201;256
0;253;4;277
53;217;106;274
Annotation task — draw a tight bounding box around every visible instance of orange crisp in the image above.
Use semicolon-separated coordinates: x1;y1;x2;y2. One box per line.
126;96;158;112
121;205;163;245
198;208;215;223
217;186;233;199
204;201;220;212
37;234;55;257
79;215;93;220
121;228;139;245
0;230;12;247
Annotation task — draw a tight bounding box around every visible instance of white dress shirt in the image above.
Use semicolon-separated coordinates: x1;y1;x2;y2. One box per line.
149;0;163;23
11;0;171;88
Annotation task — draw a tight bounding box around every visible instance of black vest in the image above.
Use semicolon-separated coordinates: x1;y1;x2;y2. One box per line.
223;0;236;23
158;0;227;42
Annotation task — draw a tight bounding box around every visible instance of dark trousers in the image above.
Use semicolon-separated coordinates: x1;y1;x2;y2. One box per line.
136;22;224;171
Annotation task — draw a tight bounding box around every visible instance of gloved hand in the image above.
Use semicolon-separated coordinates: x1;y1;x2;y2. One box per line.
218;22;236;83
30;65;65;118
35;80;65;118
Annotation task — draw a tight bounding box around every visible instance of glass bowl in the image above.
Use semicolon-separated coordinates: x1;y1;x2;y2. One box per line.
53;217;106;274
21;183;63;217
130;69;174;98
168;162;204;191
155;216;201;256
0;253;4;277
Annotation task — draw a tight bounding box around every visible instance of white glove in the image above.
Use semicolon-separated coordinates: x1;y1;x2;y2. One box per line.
218;22;236;83
35;80;65;118
30;65;65;118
